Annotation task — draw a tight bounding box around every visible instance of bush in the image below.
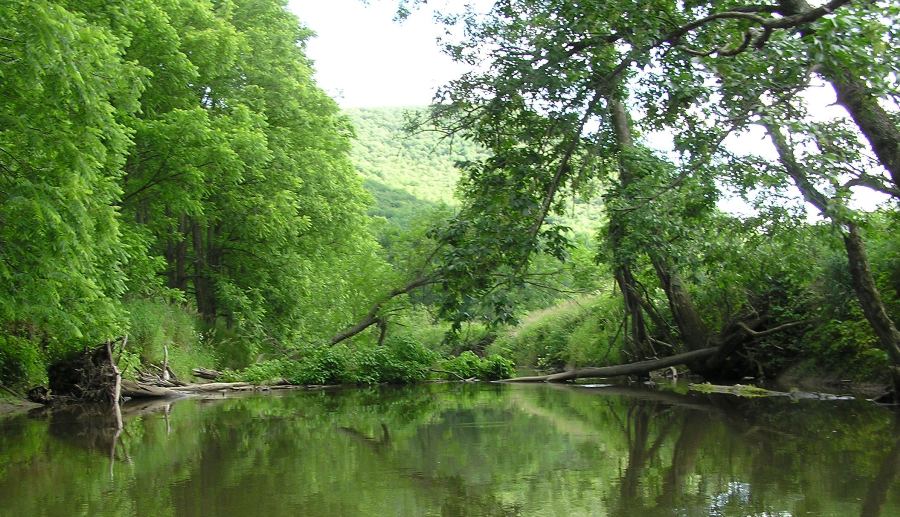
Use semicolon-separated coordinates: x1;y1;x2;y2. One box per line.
477;354;516;380
286;345;351;385
438;351;516;381
0;336;46;389
226;337;439;386
342;337;437;385
801;313;890;381
440;351;482;379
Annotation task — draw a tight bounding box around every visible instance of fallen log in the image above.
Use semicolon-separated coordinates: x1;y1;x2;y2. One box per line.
502;347;719;383
175;382;252;392
120;379;181;399
688;382;785;398
191;368;222;380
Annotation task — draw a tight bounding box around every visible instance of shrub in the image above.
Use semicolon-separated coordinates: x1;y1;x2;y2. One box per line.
285;345;351;385
438;351;516;381
440;351;482;379
0;336;46;389
478;354;516;380
346;337;437;385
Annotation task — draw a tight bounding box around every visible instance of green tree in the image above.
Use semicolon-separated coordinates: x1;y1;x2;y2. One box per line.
0;0;142;350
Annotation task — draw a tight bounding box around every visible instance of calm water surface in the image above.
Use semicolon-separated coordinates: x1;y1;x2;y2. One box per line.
0;383;898;516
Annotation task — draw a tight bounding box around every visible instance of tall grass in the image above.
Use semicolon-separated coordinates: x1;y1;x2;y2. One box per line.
123;299;218;379
488;294;625;370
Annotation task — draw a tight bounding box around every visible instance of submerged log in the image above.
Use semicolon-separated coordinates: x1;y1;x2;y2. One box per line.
503;347;718;383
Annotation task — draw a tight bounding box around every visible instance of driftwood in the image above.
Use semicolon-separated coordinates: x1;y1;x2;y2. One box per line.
36;339;309;405
178;382;252;392
106;338;124;430
46;340;126;402
121;379;181;398
119;380;265;399
503;347;718;383
192;368;222;380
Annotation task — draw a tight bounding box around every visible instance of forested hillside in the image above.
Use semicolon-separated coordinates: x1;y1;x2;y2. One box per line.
348;107;481;206
348;107;606;234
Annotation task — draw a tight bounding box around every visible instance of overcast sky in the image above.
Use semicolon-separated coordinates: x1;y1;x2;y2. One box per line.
288;0;464;107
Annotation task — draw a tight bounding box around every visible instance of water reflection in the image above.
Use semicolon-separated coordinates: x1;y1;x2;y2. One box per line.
0;383;897;516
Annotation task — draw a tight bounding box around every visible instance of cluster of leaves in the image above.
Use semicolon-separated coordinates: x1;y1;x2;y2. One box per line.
437;351;516;381
225;338;438;386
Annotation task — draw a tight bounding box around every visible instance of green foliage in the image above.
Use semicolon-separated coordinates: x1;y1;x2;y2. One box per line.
438;351;516;381
227;338;439;386
802;315;888;380
0;0;398;387
0;0;137;347
0;336;46;389
350;337;437;385
489;295;624;371
289;346;351;386
438;351;482;379
480;354;517;380
122;299;218;380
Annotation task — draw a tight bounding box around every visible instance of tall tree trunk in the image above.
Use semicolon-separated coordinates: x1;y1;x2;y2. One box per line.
778;0;900;190
608;96;710;357
614;265;651;358
844;224;900;366
766;122;900;393
191;219;215;324
652;256;710;351
164;215;189;291
608;98;652;359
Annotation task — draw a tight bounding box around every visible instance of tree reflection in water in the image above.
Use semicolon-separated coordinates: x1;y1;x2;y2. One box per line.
0;383;897;516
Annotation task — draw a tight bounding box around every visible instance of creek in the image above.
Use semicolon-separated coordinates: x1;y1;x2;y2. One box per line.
0;383;897;516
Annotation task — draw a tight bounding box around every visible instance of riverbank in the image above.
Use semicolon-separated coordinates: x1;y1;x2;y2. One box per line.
0;393;40;416
4;372;893;420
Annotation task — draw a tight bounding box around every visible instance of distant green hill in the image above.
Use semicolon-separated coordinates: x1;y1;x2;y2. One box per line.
347;107;482;206
346;106;605;234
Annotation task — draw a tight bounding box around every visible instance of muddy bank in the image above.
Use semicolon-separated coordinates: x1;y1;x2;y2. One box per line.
0;397;41;417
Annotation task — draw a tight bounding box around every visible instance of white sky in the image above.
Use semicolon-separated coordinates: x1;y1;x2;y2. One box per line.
288;0;465;107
